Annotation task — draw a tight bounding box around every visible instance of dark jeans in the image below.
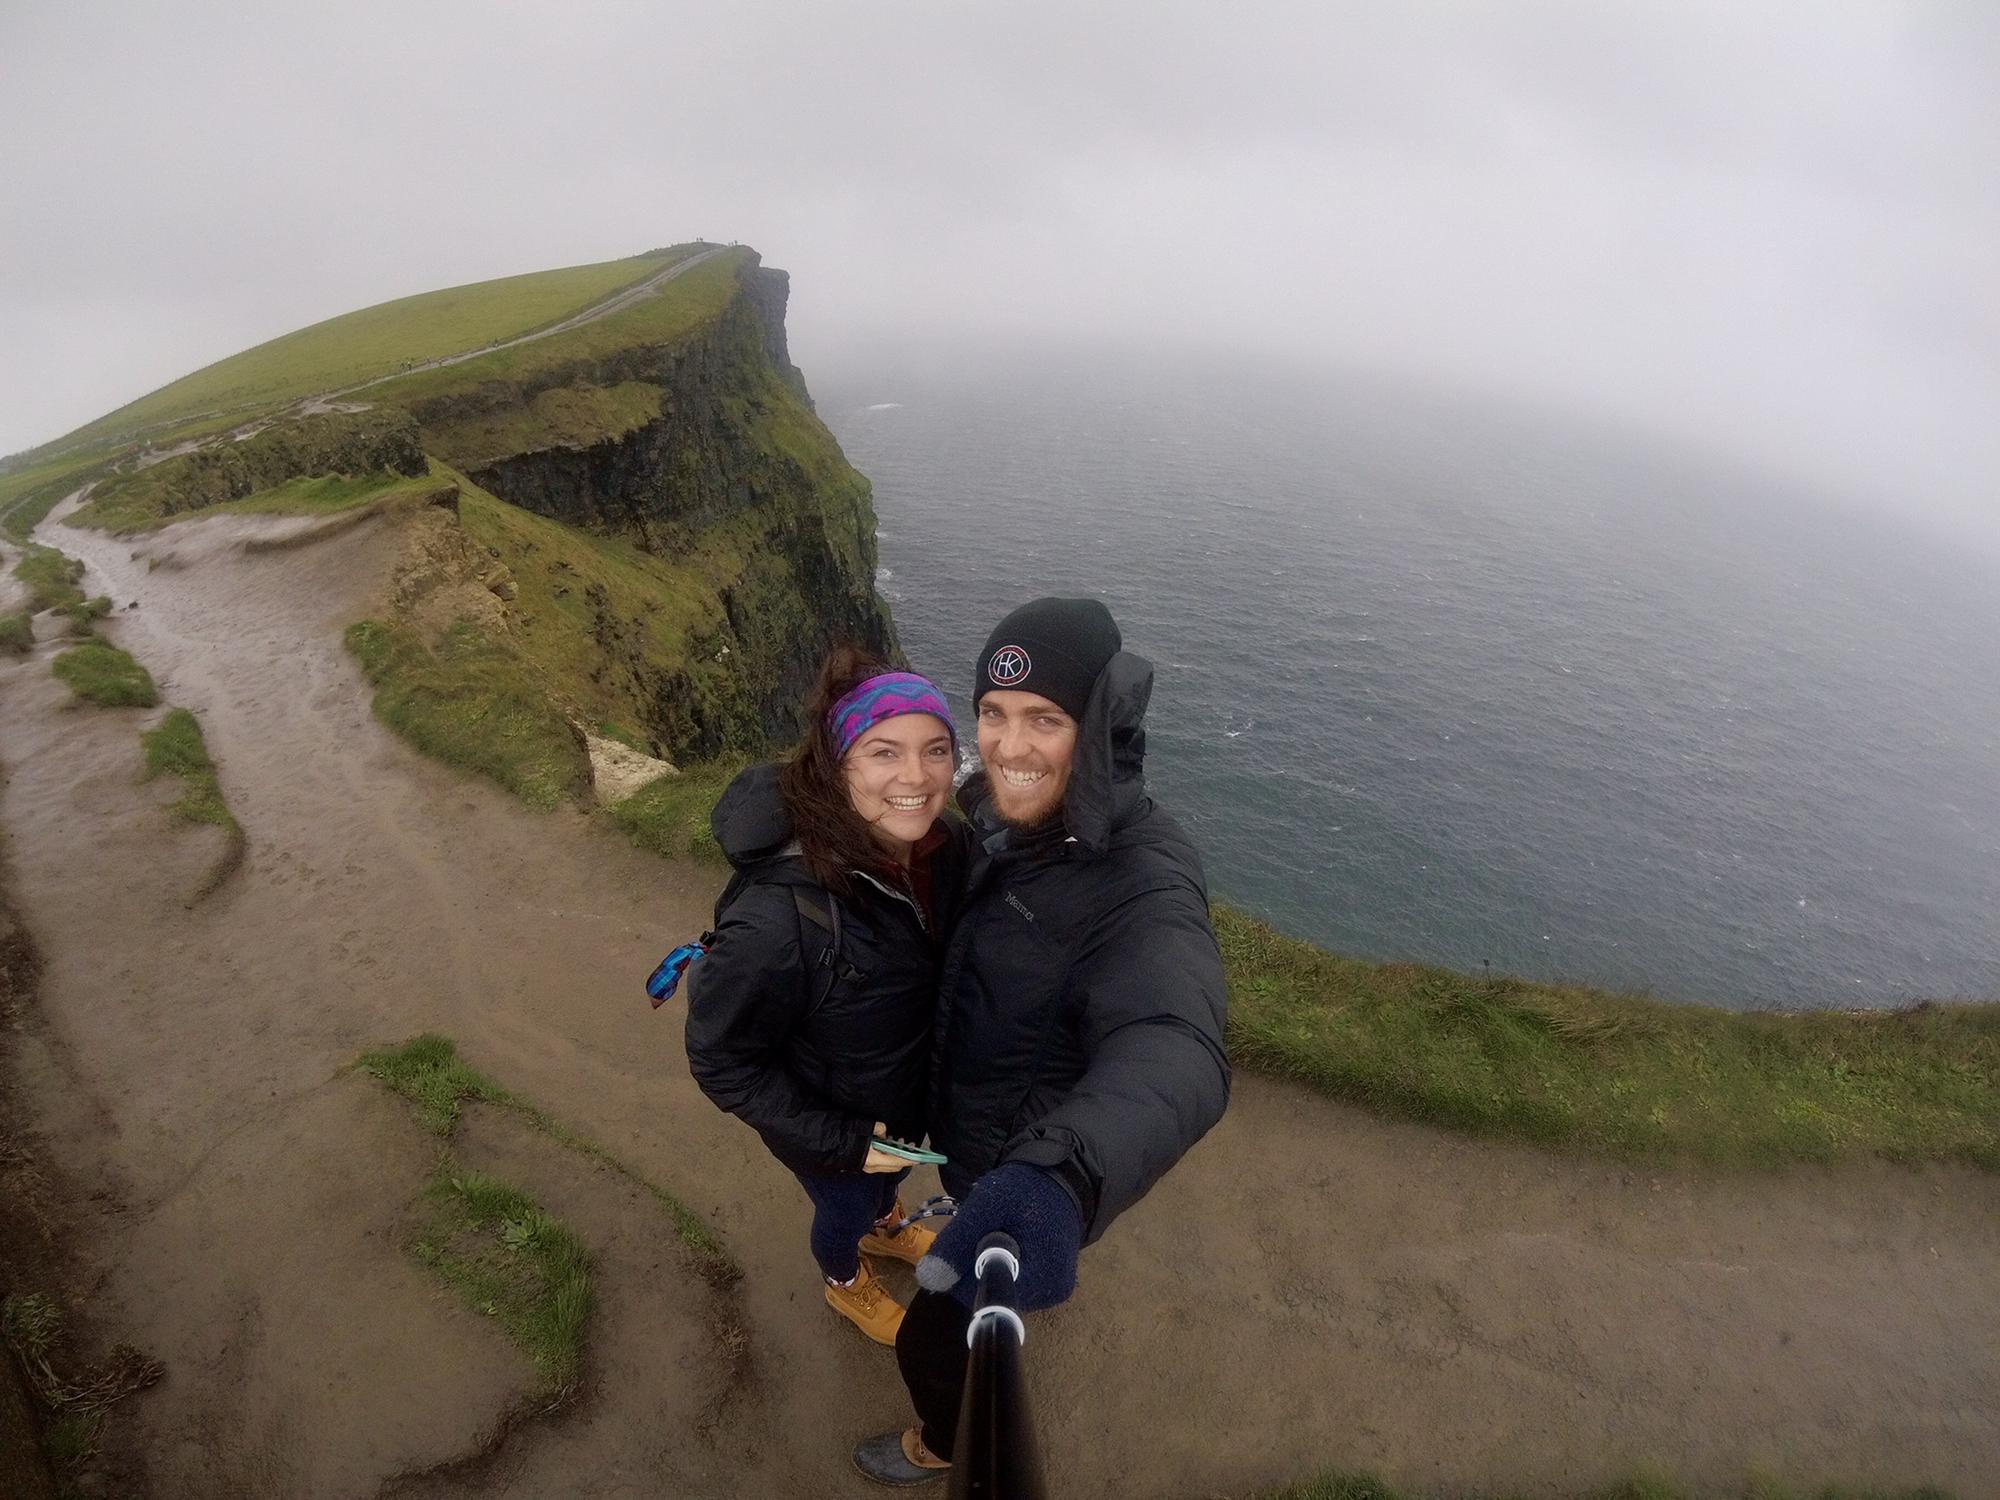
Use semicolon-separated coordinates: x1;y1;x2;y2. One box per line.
792;1166;909;1281
895;1288;975;1457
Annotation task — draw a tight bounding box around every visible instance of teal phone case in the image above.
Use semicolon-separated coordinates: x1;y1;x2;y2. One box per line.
872;1135;948;1165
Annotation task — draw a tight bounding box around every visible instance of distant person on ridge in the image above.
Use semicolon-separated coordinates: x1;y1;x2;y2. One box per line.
684;648;969;1345
853;597;1232;1486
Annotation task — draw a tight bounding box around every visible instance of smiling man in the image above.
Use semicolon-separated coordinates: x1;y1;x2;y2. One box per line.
853;597;1232;1486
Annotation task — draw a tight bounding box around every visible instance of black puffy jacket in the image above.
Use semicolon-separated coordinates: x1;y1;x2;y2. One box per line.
931;651;1231;1244
684;764;968;1173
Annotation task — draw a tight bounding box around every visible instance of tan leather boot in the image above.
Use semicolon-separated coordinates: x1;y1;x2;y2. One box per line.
858;1201;938;1266
825;1260;905;1346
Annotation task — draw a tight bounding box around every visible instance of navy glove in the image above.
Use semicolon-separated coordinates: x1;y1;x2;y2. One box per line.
915;1163;1084;1311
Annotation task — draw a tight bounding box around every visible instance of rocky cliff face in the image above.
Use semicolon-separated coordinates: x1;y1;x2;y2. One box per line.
388;253;894;761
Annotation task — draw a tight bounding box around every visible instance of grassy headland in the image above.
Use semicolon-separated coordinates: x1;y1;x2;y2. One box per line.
354;249;741;410
49;249;699;451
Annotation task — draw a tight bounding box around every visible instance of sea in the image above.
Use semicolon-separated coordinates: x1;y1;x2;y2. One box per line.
816;350;2000;1010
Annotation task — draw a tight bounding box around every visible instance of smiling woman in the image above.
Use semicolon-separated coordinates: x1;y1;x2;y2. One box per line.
681;646;970;1345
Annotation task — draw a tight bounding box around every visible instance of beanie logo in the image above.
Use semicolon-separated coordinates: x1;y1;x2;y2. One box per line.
988;645;1032;686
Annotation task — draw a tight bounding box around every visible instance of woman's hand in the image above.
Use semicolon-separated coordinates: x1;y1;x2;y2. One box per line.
863;1121;907;1173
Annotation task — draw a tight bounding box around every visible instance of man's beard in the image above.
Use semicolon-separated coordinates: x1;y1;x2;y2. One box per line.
986;778;1065;835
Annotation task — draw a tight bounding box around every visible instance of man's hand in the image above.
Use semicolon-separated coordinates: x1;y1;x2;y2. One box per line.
862;1121;907;1173
915;1162;1083;1310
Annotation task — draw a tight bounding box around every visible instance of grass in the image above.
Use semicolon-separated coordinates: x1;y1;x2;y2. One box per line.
140;708;239;832
420;380;666;470
0;611;31;653
1253;1471;1952;1500
1218;906;2000;1170
409;1164;593;1399
48;249;701;450
357;1032;736;1282
50;643;158;708
345;616;587;810
12;544;86;612
1;1290;162;1472
356;248;742;409
605;757;745;863
72;463;449;535
343;466;784;807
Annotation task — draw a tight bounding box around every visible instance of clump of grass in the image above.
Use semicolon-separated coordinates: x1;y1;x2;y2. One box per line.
357;1033;737;1283
1;1291;163;1468
1254;1470;1951;1500
56;595;113;637
1217;907;2000;1171
12;544;86;613
345;617;587;810
606;756;748;864
0;610;31;654
358;1031;514;1135
411;1164;593;1399
50;642;158;708
140;708;239;831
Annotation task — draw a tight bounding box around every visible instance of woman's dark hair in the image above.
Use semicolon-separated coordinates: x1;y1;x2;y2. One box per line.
779;644;911;897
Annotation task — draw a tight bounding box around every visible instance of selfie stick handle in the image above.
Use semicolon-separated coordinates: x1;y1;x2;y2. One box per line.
948;1233;1048;1500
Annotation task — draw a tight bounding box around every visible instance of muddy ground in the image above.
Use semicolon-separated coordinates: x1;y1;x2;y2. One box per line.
0;506;1995;1498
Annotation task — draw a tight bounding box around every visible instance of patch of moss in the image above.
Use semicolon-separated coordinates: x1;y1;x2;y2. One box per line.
140;708;239;831
50;642;157;708
410;1164;593;1399
0;611;31;654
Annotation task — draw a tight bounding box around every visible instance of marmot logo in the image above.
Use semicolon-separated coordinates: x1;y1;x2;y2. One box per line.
1004;891;1035;923
988;645;1032;686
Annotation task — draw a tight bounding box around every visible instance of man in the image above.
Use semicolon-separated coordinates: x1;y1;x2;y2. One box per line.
853;596;1231;1486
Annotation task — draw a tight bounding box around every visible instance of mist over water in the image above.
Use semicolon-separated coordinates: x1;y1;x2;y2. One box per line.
820;351;2000;1010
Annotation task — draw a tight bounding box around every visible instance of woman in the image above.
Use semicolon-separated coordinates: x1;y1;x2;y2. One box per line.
684;646;966;1346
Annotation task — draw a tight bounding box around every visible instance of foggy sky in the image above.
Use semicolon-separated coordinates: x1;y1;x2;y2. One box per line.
2;2;1995;538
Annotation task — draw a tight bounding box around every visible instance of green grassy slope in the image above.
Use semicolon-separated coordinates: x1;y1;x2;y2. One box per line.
44;247;700;450
356;249;744;410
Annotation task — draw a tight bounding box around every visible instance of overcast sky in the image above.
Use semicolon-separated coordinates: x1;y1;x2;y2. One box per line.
3;2;1994;537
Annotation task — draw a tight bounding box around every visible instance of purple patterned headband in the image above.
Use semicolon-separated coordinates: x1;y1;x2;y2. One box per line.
828;672;957;758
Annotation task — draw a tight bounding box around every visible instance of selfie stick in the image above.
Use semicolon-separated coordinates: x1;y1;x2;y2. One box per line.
947;1233;1048;1500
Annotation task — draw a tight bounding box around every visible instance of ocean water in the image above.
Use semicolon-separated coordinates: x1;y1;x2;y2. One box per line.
817;352;2000;1009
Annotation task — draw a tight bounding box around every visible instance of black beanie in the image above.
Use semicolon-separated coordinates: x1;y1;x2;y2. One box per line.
974;597;1123;719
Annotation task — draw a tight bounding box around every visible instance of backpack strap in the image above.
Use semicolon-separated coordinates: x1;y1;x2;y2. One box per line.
792;886;844;1015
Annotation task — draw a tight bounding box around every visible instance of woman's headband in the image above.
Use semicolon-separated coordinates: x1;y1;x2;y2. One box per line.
828;671;957;758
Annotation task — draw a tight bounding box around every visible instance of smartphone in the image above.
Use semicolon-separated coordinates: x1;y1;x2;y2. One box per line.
871;1134;948;1166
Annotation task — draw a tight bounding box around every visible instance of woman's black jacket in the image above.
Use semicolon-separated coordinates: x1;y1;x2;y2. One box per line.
684;763;968;1174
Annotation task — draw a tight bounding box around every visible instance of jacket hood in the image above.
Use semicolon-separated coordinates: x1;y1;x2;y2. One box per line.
963;649;1154;858
711;762;794;867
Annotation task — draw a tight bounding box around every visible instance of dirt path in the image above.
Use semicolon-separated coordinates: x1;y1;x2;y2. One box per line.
1;506;1996;1497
